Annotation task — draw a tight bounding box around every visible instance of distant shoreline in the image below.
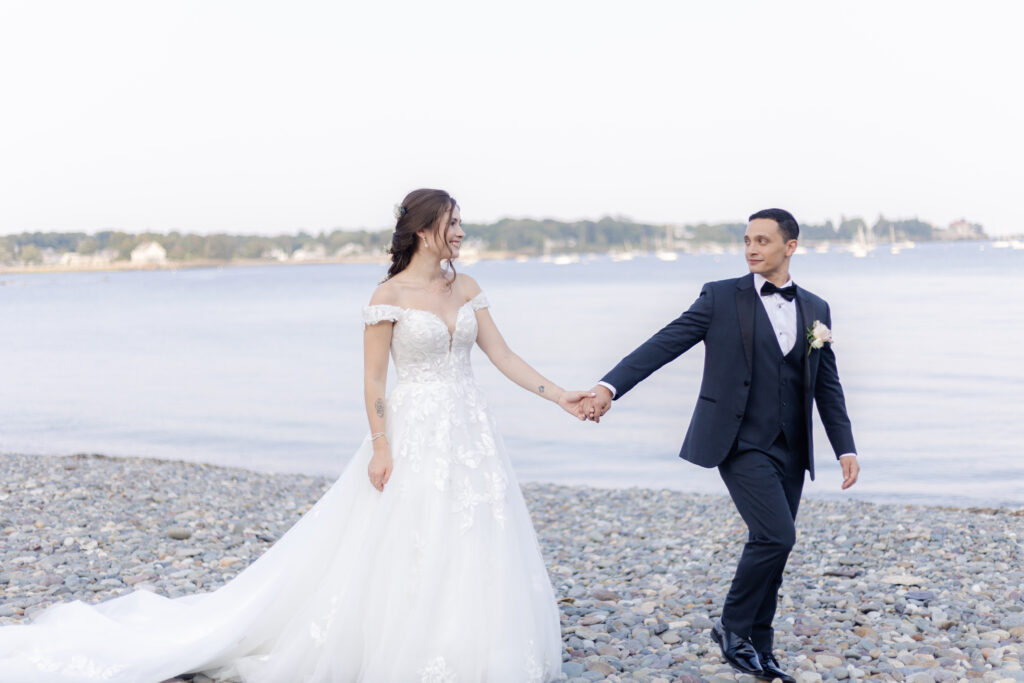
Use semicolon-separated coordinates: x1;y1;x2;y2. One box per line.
0;251;526;276
0;240;1011;277
0;254;390;276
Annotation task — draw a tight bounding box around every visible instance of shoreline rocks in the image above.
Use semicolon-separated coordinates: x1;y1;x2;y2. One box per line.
2;452;1023;682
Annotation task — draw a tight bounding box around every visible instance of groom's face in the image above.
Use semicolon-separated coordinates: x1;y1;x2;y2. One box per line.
745;218;797;277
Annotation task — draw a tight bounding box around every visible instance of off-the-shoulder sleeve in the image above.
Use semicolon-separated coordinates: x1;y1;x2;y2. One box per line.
469;292;489;311
362;304;403;326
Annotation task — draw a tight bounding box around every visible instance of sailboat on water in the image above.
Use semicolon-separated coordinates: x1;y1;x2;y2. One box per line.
849;224;874;258
889;225;915;254
655;225;679;261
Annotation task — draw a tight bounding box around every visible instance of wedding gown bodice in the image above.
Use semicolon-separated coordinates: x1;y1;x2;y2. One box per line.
362;292;487;386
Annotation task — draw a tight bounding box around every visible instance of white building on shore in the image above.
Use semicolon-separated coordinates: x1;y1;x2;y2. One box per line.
60;249;116;267
130;241;168;265
262;247;289;261
291;244;327;261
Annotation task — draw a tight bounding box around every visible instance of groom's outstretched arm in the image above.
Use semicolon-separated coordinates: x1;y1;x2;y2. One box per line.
600;283;715;400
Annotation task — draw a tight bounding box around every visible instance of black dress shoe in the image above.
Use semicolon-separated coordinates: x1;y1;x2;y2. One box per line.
710;619;764;676
756;650;796;683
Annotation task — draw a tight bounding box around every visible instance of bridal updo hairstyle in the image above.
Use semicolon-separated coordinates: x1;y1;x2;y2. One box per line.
386;189;458;281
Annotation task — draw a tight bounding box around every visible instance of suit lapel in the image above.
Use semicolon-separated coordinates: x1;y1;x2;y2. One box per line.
735;274;755;372
797;289;814;396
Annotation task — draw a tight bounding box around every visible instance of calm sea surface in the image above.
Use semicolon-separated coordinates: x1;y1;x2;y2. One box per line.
2;242;1022;507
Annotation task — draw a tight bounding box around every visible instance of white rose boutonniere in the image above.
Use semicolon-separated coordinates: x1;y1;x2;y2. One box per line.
806;320;833;356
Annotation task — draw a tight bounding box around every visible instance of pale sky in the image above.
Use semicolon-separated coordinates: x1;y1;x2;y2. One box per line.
1;1;1021;235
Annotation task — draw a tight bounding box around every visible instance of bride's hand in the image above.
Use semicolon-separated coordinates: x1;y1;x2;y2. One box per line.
557;390;595;421
368;445;393;492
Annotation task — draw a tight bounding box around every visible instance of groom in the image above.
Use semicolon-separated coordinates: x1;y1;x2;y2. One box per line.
582;209;859;682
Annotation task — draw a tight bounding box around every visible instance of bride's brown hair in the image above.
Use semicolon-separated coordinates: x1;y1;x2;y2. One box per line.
386;189;458;281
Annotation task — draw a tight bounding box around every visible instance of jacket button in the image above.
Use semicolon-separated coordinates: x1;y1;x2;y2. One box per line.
743;379;750;386
735;413;743;419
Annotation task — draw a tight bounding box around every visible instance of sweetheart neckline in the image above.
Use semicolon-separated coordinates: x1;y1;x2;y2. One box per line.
396;298;473;340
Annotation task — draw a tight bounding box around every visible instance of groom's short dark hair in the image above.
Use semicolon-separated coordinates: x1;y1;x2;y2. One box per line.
749;208;799;242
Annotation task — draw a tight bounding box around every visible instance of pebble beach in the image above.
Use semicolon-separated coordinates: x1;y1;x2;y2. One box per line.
1;453;1023;683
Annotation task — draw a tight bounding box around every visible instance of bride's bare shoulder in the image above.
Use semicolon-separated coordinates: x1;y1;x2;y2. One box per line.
454;273;482;301
369;279;402;306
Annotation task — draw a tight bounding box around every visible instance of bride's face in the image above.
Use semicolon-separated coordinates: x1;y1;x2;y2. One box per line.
440;206;465;259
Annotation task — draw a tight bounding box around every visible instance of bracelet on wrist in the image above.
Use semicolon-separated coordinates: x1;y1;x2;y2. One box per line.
370;432;386;441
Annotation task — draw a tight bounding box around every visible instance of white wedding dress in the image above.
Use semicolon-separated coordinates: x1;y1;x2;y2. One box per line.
0;292;563;682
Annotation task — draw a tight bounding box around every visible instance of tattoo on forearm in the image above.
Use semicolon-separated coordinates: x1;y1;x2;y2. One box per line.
538;385;545;394
374;398;384;417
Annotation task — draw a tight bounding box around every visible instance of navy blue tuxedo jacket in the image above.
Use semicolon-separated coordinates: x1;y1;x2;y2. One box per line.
601;273;856;480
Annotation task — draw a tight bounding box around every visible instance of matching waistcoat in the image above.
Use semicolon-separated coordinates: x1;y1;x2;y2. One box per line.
737;299;808;458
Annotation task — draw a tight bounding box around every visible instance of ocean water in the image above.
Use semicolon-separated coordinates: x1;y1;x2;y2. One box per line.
2;242;1022;507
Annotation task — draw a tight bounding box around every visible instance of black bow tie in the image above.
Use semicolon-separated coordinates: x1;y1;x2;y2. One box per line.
760;281;797;301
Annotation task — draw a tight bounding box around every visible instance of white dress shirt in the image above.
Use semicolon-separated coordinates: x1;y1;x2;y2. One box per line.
753;273;797;355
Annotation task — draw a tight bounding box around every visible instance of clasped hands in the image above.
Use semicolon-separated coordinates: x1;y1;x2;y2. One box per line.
558;385;613;422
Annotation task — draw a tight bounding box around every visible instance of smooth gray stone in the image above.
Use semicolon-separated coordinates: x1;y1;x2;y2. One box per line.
1002;613;1024;628
562;662;584;677
906;590;934;601
688;615;714;630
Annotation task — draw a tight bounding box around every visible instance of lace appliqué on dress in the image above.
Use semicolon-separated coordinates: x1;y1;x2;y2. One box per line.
25;650;126;678
419;656;458;683
468;292;489;311
308;595;339;646
362;304;403;326
450;466;508;533
523;639;545;683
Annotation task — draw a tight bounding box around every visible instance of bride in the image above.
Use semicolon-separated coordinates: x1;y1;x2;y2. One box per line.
0;189;591;682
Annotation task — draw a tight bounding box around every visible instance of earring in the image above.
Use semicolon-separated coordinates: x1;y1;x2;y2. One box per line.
422;238;428;248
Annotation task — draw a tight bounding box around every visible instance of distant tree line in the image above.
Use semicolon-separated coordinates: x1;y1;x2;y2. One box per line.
0;215;985;265
0;229;391;265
